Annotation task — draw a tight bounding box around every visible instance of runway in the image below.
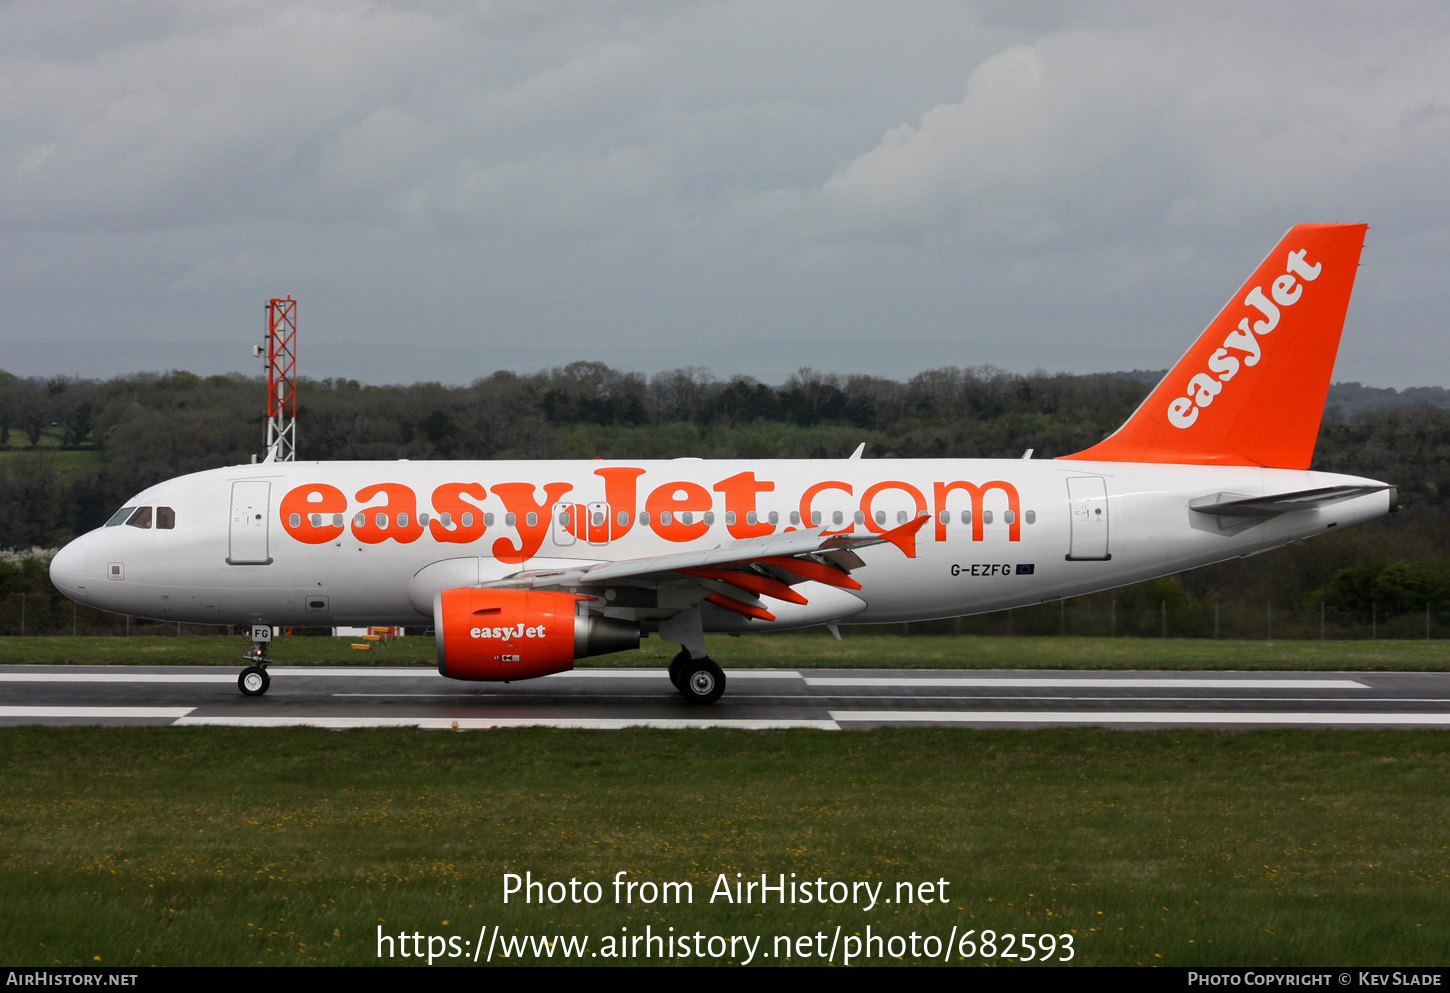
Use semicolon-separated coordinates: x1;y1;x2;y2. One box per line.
4;664;1450;729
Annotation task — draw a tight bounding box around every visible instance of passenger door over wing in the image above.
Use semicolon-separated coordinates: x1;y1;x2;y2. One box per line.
551;502;578;547
587;502;612;545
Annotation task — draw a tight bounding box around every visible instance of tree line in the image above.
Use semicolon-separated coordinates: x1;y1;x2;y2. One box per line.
1;362;1448;619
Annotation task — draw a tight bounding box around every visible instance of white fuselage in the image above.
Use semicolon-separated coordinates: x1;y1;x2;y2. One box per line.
48;458;1391;631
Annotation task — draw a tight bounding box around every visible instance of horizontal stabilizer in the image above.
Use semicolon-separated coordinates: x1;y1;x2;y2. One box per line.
1189;485;1391;518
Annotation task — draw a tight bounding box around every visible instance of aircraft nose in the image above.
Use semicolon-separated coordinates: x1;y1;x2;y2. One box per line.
49;540;88;603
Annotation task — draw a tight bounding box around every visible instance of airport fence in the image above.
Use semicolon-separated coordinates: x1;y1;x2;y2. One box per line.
2;590;1449;640
0;592;229;636
842;599;1450;641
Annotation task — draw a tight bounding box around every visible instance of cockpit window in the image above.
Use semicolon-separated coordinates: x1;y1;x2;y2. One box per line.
156;507;175;529
125;506;153;529
106;506;137;527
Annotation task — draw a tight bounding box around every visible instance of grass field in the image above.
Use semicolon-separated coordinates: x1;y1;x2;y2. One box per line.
1;726;1448;967
0;447;105;477
2;632;1447;670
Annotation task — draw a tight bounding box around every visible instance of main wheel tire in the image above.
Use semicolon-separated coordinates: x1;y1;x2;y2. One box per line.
668;650;691;689
238;665;270;697
677;658;725;705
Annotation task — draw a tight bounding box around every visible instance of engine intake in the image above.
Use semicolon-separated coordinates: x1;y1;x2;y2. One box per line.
434;588;639;681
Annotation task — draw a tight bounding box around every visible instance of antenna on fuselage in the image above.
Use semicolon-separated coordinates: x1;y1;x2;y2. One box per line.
257;296;297;464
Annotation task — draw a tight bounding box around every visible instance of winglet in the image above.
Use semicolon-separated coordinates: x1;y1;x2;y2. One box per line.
1061;223;1367;469
878;513;929;558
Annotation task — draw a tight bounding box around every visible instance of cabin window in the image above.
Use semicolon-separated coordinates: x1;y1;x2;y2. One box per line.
461;512;474;528
938;511;949;524
680;511;693;526
504;513;516;526
1003;510;1016;525
854;511;865;525
726;511;737;526
831;511;843;525
290;513;302;528
441;512;453;528
617;511;629;527
745;511;756;525
704;511;715;525
961;510;972;524
982;510;993;524
526;512;538;527
897;511;908;525
126;507;152;529
639;511;650;526
375;513;388;529
1025;510;1036;524
485;513;495;526
309;514;320;528
397;513;410;528
353;513;365;528
156;507;175;529
660;511;673;525
592;511;605;526
106;506;137;527
332;514;343;527
559;512;570;526
417;513;429;527
768;511;779;525
875;510;886;525
811;511;822;525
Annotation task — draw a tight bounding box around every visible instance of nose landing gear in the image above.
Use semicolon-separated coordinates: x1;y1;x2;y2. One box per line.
238;624;273;697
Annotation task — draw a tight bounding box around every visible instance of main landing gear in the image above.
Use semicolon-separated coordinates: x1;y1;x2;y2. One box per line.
669;650;726;705
238;623;273;697
661;606;725;704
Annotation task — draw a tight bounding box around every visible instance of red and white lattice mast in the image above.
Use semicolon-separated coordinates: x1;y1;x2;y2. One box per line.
260;296;297;463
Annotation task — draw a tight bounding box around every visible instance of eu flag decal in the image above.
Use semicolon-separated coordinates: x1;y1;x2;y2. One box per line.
1016;564;1035;575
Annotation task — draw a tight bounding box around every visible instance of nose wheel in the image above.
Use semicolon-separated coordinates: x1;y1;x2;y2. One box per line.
239;665;270;696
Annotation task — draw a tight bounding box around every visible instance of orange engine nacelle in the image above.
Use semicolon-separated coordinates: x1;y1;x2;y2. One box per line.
434;588;640;681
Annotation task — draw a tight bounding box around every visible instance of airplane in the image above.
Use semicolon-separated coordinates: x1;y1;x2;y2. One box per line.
47;223;1394;704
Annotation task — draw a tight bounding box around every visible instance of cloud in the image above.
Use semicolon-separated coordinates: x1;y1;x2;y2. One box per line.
744;14;1450;261
2;1;1450;387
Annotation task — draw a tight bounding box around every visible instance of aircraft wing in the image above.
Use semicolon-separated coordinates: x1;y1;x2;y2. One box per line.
481;515;928;621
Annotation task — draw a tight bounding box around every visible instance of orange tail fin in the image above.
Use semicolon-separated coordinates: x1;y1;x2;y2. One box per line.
1061;223;1367;469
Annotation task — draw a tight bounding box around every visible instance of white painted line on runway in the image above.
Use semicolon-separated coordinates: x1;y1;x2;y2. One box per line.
171;716;839;730
0;673;236;683
830;710;1450;726
733;694;1450;704
334;693;675;699
0;707;196;719
808;677;1369;689
267;667;439;676
545;669;803;679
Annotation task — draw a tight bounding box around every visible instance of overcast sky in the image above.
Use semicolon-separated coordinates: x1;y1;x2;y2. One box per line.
2;1;1448;386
